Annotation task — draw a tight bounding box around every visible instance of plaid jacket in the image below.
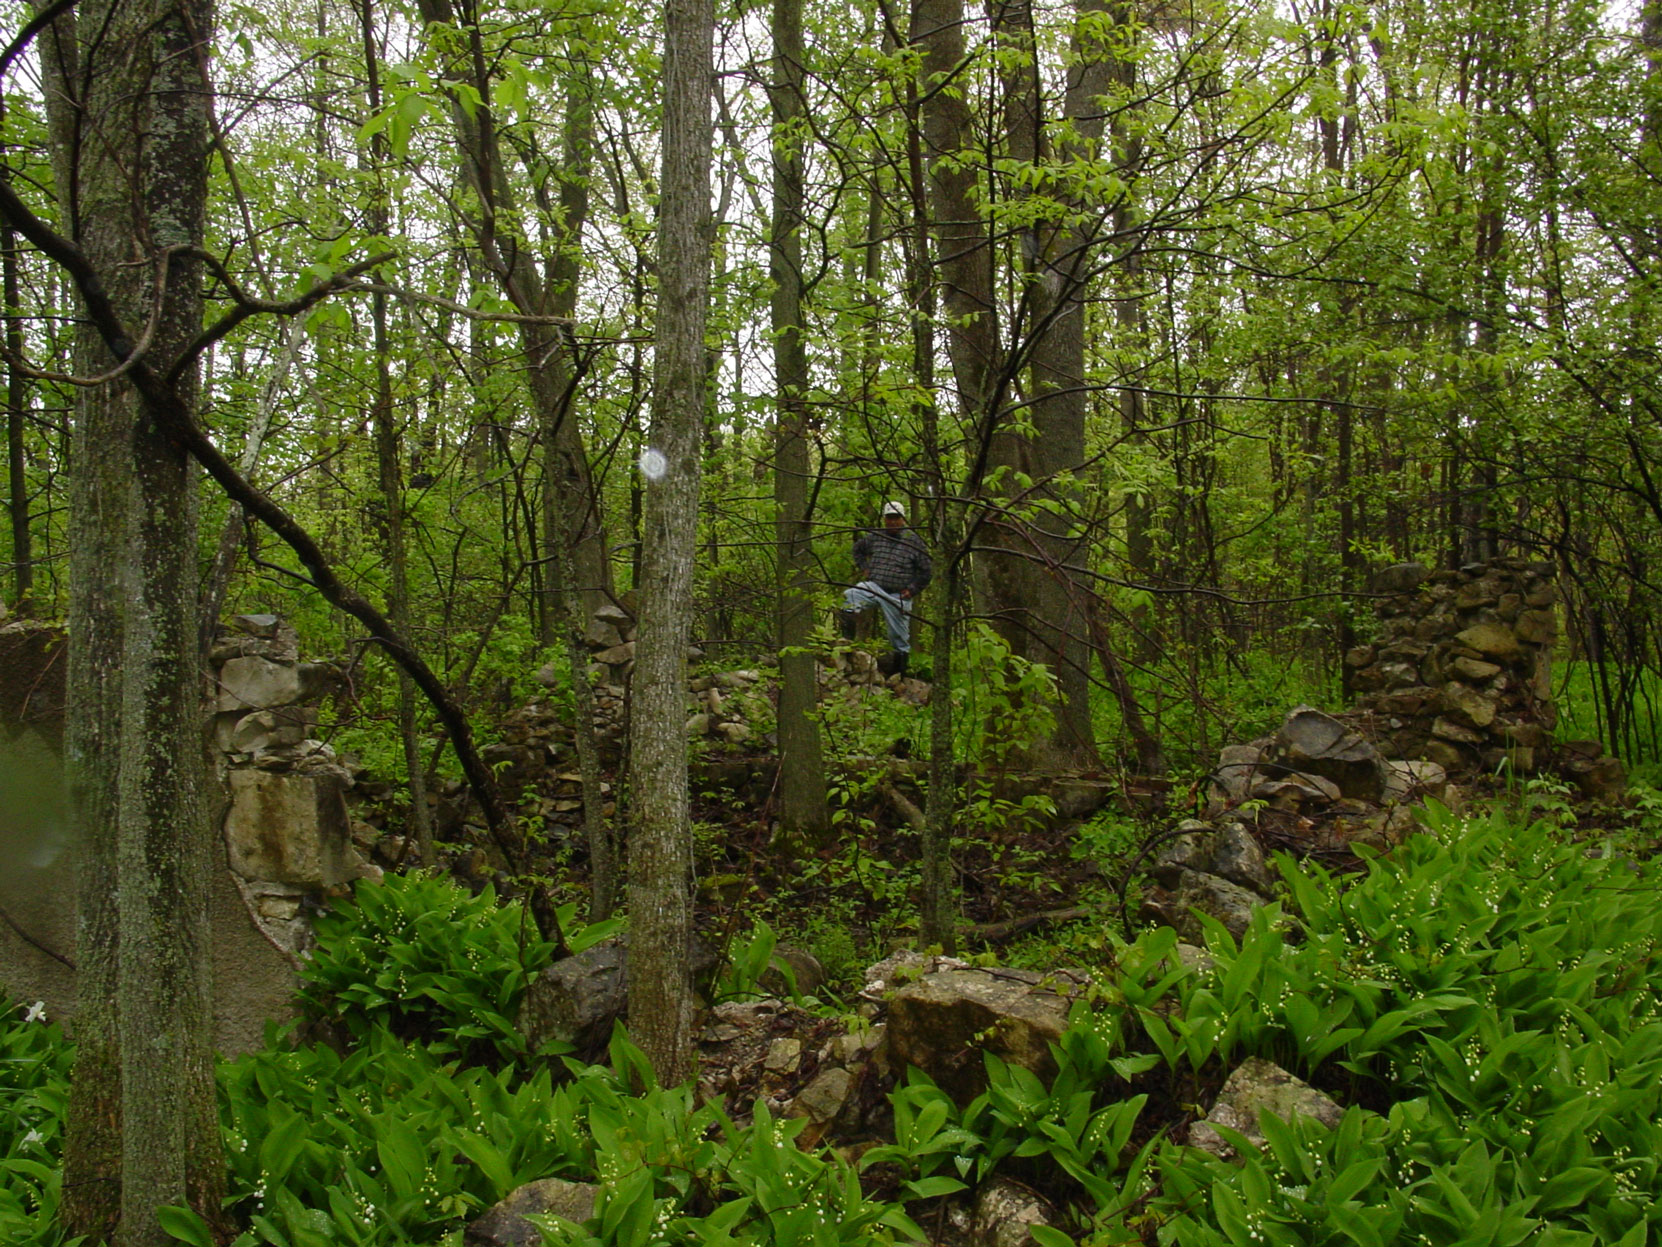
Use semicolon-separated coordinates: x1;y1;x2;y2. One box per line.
853;527;933;596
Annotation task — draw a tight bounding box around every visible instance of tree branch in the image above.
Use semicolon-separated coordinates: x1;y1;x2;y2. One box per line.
177;247;396;382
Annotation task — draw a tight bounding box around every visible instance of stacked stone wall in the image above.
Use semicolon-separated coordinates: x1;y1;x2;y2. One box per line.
1346;558;1557;774
211;614;376;957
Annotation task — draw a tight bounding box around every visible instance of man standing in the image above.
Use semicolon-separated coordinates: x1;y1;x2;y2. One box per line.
840;500;932;676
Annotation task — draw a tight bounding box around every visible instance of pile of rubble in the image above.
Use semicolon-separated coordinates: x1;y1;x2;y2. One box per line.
469;948;1096;1247
362;602;935;855
822;645;931;705
1138;705;1450;938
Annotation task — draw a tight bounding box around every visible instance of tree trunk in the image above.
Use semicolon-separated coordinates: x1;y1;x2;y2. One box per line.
537;62;600;644
41;6;122;1234
903;19;957;951
48;0;226;1239
1007;0;1123;769
914;0;1001;425
628;0;713;1087
770;0;830;842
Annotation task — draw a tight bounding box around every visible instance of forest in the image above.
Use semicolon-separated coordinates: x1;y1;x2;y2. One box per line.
5;0;1662;1241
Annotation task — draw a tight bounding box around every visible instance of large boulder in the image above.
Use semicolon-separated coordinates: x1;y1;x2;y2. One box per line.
1381;759;1447;805
1207;744;1266;811
517;939;628;1056
759;945;826;998
885;967;1085;1104
1439;682;1497;729
1453;622;1523;664
224;707;315;753
216;655;335;712
786;1066;856;1148
1250;772;1341;810
1172;869;1263;940
1151;820;1273;897
1209;821;1275;895
1374;563;1428;594
1558;743;1627;803
223;767;356;888
1150;822;1216;887
519;936;719;1056
1266;707;1387;802
1189;1057;1343;1161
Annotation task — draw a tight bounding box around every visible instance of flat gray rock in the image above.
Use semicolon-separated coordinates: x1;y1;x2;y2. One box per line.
887;967;1084;1104
1190;1057;1343;1161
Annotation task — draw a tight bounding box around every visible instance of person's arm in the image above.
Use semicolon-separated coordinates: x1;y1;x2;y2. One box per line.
852;530;870;578
909;537;933;596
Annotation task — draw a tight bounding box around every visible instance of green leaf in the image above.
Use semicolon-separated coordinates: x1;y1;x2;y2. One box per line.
1534;1166;1607;1213
1029;1227;1078;1247
904;1175;968;1199
376;1118;427;1198
157;1205;215;1247
1325;1157;1382;1206
449;1128;515;1196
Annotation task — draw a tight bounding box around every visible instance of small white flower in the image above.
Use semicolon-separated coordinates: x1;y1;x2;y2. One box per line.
23;1001;46;1023
22;1130;43;1146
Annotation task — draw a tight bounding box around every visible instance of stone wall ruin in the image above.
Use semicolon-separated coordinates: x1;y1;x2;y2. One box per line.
0;613;376;1052
211;614;378;957
1345;558;1559;776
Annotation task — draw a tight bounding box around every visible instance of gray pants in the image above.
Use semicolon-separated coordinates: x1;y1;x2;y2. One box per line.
843;581;912;652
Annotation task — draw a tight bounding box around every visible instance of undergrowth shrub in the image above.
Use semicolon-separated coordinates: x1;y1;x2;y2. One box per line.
297;872;580;1066
1109;805;1662;1246
0;999;72;1247
207;1028;597;1245
190;1028;924;1247
20;806;1662;1247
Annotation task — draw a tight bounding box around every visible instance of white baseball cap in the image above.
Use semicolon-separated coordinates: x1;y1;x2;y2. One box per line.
882;500;906;517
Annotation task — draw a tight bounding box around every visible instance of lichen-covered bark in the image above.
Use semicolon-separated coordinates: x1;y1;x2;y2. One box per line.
43;0;122;1233
627;0;713;1088
47;0;225;1240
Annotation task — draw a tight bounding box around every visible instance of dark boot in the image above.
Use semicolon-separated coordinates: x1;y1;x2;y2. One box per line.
892;651;909;677
880;650;909;678
836;609;859;641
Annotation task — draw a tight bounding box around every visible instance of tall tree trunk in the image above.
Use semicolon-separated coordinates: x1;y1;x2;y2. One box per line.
40;8;122;1235
628;0;713;1087
49;0;226;1240
770;0;830;842
915;0;1001;425
903;10;956;951
538;62;599;644
1012;0;1123;769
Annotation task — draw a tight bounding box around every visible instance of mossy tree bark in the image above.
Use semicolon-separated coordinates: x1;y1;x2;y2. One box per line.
45;0;226;1241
